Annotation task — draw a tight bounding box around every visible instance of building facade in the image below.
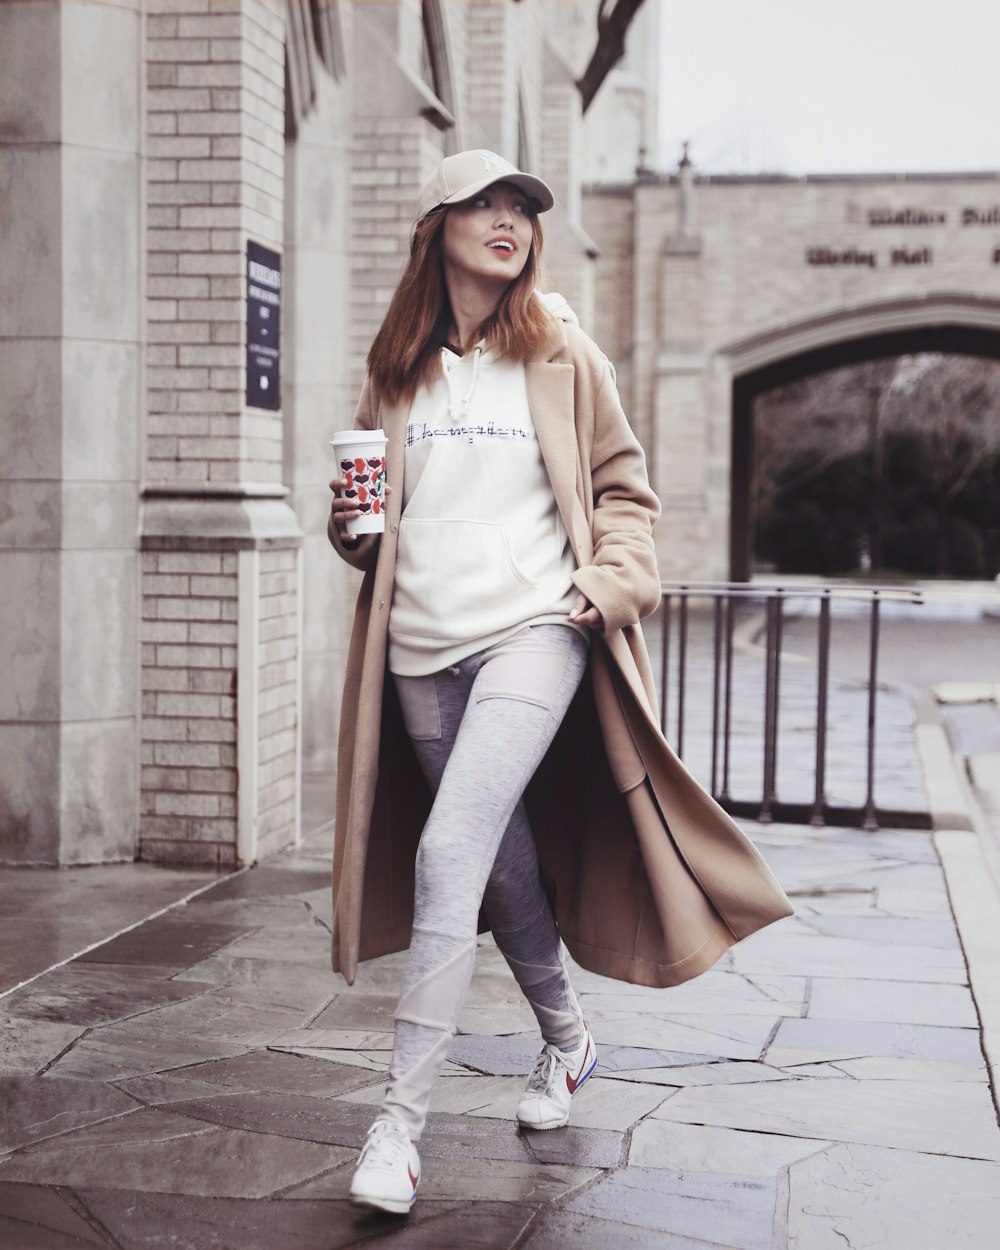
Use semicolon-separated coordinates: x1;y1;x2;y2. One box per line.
0;0;633;868
584;165;1000;581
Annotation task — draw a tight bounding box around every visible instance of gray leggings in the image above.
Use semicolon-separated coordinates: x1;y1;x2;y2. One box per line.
380;623;590;1141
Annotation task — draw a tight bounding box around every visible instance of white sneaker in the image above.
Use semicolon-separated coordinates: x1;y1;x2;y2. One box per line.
516;1026;598;1130
349;1120;421;1214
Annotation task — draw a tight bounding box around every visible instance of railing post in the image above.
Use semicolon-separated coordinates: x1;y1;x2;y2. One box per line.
863;592;881;831
759;593;777;823
811;592;832;826
710;594;723;796
721;592;734;804
677;591;689;760
659;593;671;737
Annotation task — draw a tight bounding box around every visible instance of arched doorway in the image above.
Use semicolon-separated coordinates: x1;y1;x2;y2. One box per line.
724;294;1000;581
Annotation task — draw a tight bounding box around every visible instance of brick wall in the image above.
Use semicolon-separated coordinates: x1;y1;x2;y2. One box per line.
581;187;635;406
465;0;517;157
255;548;299;859
539;66;594;332
346;0;572;400
349;116;443;392
514;0;545;166
141;2;300;867
140;550;239;865
145;0;284;486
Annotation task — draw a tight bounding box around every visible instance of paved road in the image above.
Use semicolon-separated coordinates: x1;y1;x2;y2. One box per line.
2;821;998;1249
3;596;999;1247
780;609;1000;705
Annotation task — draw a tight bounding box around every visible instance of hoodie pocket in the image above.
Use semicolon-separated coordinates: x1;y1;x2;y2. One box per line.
391;517;538;644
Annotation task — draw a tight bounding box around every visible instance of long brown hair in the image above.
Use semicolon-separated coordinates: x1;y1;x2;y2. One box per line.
366;205;550;402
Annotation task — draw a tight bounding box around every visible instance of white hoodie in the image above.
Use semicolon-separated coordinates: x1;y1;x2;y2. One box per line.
387;297;583;676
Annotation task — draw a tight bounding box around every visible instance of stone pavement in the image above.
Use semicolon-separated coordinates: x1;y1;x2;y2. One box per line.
3;811;1000;1249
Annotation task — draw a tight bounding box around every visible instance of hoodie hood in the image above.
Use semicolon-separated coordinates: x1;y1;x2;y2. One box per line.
536;289;580;327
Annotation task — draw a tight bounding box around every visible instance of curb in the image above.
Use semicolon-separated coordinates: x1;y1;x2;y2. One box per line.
914;724;974;832
916;721;1000;1120
935;829;1000;1108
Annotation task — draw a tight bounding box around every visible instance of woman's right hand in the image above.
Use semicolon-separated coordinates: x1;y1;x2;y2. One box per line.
329;478;392;546
329;476;361;544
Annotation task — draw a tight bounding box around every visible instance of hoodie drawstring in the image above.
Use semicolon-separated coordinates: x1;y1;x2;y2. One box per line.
442;343;484;422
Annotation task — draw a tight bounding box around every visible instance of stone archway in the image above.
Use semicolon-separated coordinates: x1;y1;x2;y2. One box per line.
583;172;1000;584
721;293;1000;580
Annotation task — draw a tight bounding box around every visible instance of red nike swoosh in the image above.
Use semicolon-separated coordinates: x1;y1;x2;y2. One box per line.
408;1164;419;1188
565;1044;593;1094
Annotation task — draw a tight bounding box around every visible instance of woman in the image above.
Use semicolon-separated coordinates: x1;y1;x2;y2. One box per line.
328;149;792;1216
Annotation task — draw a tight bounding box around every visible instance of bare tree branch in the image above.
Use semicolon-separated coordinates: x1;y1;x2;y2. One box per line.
577;0;648;113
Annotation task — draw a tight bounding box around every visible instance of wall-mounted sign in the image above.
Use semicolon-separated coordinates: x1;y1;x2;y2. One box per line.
890;246;932;266
805;244;1000;267
867;208;946;226
806;247;876;267
860;205;1000;227
247;241;281;410
964;206;1000;225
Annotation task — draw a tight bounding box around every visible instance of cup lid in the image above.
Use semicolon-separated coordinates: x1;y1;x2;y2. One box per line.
329;429;387;447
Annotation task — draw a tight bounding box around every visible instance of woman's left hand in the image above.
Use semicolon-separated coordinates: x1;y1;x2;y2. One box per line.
569;593;604;630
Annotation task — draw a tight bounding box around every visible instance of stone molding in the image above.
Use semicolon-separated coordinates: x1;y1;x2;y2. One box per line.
140;494;303;552
719;291;1000;377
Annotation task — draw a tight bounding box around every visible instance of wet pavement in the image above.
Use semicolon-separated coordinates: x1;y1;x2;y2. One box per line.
3;813;1000;1248
0;863;227;995
3;594;1000;1247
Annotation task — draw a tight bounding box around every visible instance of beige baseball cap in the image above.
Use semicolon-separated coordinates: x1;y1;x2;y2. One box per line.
416;149;554;221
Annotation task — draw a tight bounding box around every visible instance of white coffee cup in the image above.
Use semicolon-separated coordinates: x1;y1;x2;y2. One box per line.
330;429;388;535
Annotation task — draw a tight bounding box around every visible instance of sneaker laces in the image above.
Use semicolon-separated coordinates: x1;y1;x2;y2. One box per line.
525;1046;562;1096
358;1122;409;1172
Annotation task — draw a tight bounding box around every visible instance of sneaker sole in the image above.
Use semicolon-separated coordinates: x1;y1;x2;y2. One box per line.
516;1111;571;1130
350;1191;416;1215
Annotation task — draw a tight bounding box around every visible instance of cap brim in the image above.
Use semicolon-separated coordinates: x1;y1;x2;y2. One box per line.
439;172;554;214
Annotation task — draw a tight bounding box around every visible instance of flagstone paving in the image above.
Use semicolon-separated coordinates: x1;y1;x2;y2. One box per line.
2;818;999;1249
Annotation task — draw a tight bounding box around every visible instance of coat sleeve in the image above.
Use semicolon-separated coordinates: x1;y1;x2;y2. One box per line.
327;375;381;574
571;357;662;636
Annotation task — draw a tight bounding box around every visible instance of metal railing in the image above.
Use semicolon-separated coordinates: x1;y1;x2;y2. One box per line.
653;582;928;830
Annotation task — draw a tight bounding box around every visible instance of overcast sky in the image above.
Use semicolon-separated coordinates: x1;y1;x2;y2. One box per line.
658;0;1000;176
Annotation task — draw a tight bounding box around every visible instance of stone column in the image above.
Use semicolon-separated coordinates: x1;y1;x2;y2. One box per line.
349;1;455;393
284;63;355;776
139;1;302;867
540;43;597;330
465;0;519;158
654;164;718;580
0;0;143;864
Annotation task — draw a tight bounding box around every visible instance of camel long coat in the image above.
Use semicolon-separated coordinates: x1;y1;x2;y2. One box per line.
329;318;793;988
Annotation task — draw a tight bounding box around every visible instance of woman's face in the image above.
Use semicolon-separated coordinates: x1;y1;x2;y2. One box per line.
441;181;534;291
